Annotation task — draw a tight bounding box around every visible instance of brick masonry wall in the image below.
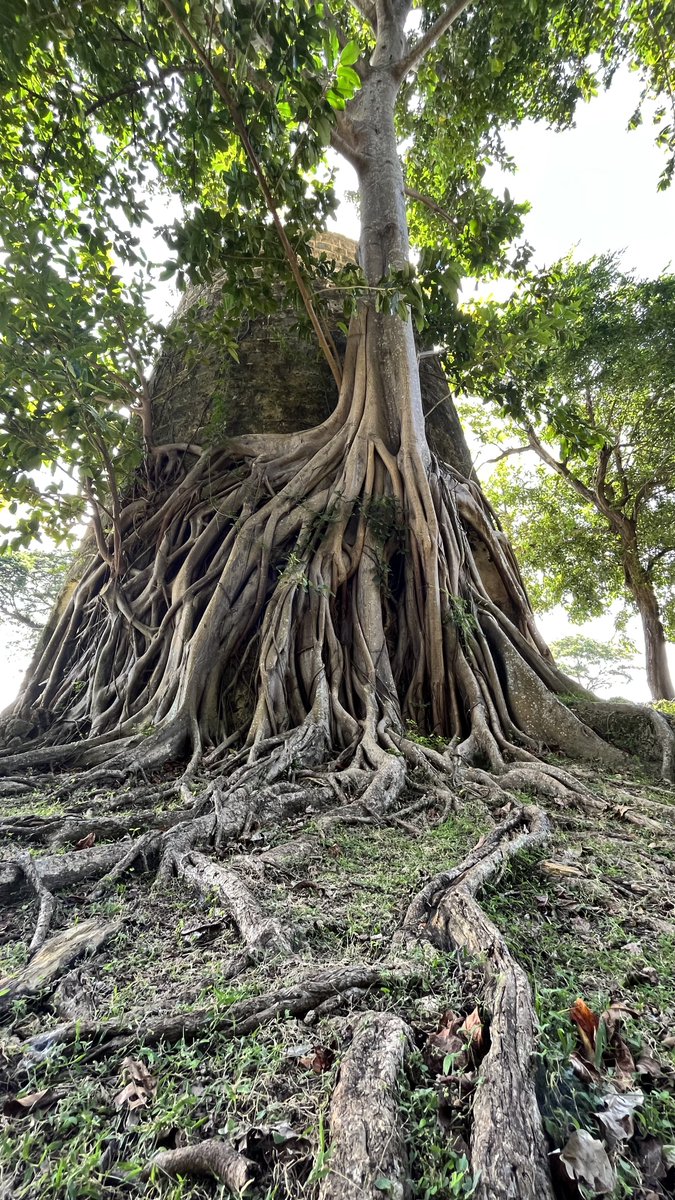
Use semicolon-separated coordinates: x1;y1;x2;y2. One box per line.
149;230;473;478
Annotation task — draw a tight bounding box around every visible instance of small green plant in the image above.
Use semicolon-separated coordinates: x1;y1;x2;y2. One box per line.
360;494;405;545
401;1064;479;1198
405;720;448;753
444;594;478;642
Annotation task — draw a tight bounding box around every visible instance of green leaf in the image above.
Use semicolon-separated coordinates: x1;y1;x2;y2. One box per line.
339;40;361;66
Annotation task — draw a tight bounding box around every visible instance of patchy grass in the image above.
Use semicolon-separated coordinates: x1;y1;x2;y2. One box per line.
2;770;675;1197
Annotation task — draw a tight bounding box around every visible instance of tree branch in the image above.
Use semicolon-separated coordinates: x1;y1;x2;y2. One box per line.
330;117;367;169
404;185;459;232
84;64;198;117
482;444;532;467
159;0;343;391
350;0;378;30
525;424;599;510
396;0;474;79
594;442;613;505
646;546;675;574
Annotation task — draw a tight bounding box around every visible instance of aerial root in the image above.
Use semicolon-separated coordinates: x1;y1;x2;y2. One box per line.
320;1012;413;1200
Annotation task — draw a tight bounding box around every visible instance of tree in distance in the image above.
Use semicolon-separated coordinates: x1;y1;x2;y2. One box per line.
464;255;675;700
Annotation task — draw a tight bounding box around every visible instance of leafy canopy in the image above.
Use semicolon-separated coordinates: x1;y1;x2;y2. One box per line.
0;0;674;545
549;634;639;693
463;256;675;636
0;548;71;654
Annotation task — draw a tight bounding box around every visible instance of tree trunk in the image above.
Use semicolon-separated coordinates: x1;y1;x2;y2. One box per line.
629;572;674;701
617;527;675;701
2;10;674;1198
0;0;639;784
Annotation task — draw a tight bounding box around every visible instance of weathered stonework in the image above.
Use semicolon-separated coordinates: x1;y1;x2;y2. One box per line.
149;232;474;477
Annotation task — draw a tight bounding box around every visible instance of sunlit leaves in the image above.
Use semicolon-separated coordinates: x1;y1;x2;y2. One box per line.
463;255;675;637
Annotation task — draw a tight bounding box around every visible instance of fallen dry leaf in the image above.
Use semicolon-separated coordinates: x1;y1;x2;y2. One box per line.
596;1091;643;1145
299;1045;335;1074
559;1129;615;1195
114;1082;148;1111
423;1010;466;1075
3;1088;62;1117
637;1136;668;1183
636;1051;664;1079
75;831;96;850
113;1056;157;1111
570;998;600;1060
459;1007;483;1054
570;1052;602;1086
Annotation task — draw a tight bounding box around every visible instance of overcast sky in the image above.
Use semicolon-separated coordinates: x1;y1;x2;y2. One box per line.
1;69;673;708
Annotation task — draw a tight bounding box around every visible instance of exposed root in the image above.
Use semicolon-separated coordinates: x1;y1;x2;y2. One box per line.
144;1138;255;1191
400;806;554;1200
176;850;297;955
17;851;56;954
22;963;406;1063
0;917;121;1012
88;830;162;897
0;841;133;900
320;1012;412;1200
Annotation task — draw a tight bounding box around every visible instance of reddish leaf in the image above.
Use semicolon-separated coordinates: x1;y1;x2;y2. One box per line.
459;1007;483;1053
299;1046;334;1074
570;998;599;1060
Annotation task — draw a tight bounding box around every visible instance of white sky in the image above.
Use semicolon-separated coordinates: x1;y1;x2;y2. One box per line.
2;69;674;707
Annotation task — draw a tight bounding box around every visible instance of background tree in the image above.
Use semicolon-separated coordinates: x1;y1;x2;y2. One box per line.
548;634;639;694
464;256;675;700
0;549;71;654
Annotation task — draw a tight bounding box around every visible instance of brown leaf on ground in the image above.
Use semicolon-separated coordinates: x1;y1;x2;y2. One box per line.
113;1057;157;1110
637;1136;668;1183
75;832;96;850
3;1088;63;1117
596;1091;643;1145
559;1129;615;1194
570;1052;602;1085
636;1051;666;1079
298;1045;335;1074
459;1007;483;1053
600;1004;638;1087
423;1010;466;1075
570;998;600;1060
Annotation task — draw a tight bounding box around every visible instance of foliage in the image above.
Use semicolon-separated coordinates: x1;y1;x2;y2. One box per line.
549;635;638;693
463;256;675;640
0;549;71;655
1;2;675;546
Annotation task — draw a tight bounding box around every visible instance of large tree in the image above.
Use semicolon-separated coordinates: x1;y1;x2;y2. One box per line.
1;3;675;1197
